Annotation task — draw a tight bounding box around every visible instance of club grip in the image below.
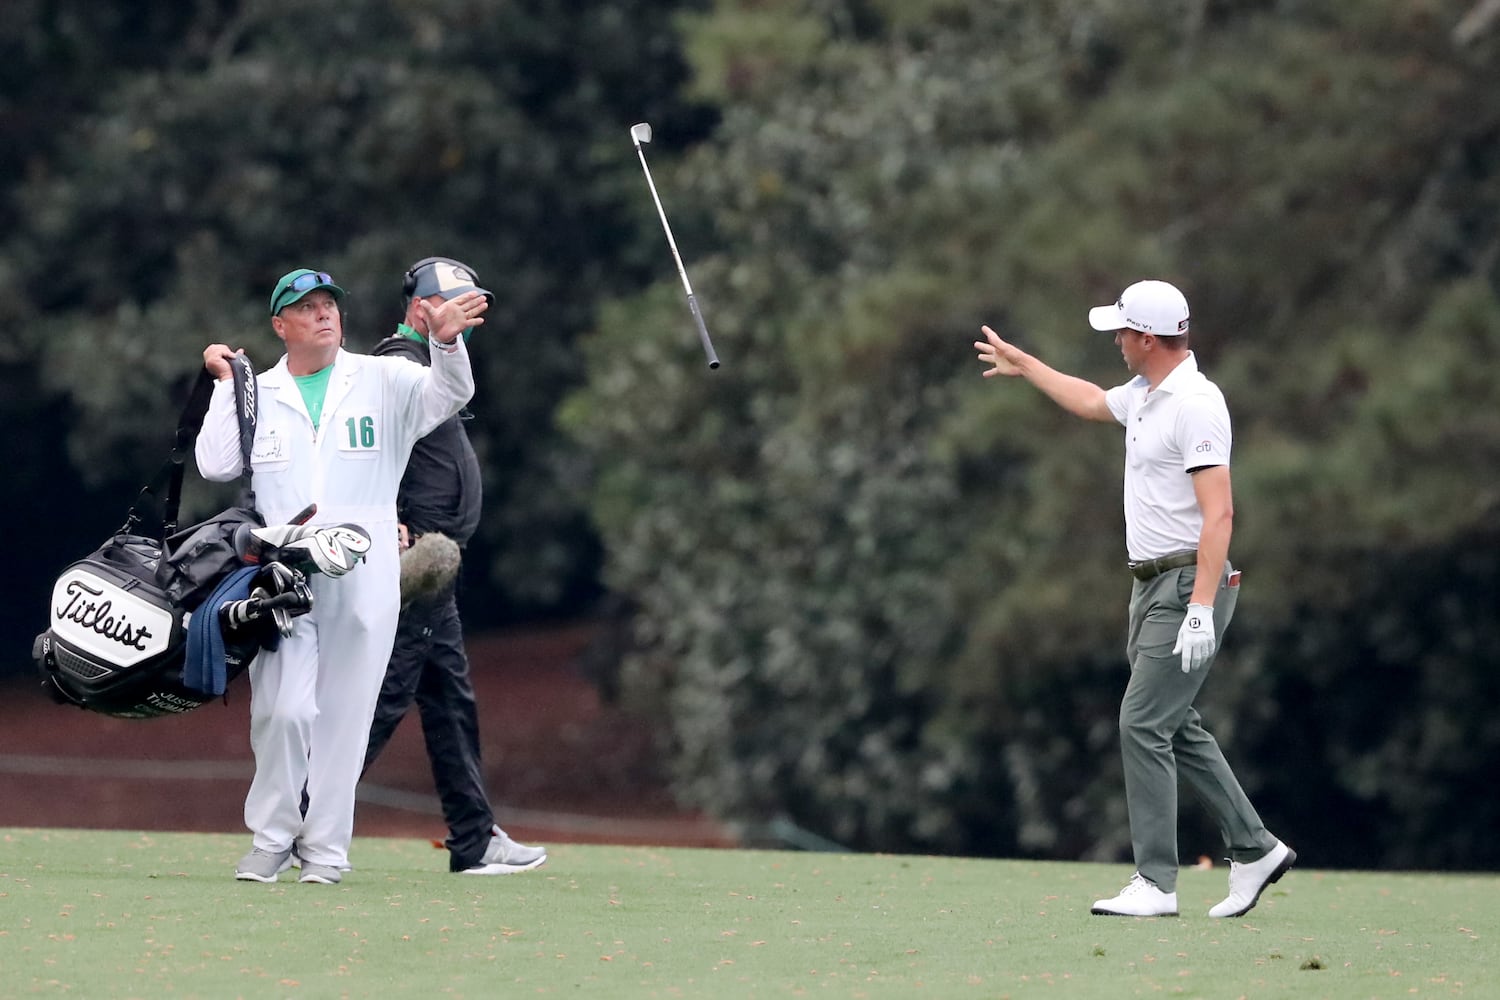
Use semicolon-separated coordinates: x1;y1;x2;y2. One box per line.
256;590;311;612
687;294;720;369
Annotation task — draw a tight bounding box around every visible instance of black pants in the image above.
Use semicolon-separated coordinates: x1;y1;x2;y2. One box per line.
363;589;494;872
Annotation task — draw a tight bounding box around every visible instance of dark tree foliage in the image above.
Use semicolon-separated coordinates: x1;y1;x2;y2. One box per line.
0;0;713;669
566;0;1500;868
7;0;1500;874
1246;523;1500;871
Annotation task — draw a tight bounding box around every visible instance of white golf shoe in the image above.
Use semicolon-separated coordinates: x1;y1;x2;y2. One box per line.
1209;840;1296;918
1091;872;1179;917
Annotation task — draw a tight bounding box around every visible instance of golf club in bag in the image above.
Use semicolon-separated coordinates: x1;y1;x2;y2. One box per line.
33;354;370;718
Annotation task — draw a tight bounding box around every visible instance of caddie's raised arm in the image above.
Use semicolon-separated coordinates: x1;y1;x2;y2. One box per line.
404;292;480;437
421;289;488;347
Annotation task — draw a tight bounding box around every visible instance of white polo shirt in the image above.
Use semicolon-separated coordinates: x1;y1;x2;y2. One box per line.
1103;352;1231;561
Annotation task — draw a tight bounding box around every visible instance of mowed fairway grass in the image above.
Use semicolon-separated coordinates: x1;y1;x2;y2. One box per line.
0;827;1492;999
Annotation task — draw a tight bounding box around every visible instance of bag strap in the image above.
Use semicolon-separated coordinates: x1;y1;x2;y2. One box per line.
226;352;258;511
122;354;259;538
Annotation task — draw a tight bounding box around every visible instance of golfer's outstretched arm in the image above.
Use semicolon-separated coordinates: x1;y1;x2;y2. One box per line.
974;325;1114;422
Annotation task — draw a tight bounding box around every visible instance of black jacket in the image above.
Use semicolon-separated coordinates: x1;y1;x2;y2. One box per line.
372;334;482;547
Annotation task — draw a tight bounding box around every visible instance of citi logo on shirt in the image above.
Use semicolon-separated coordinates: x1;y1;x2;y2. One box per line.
1195;440;1214;453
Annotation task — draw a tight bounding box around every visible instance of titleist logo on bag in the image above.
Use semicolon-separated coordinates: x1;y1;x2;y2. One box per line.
35;356;261;719
50;568;175;667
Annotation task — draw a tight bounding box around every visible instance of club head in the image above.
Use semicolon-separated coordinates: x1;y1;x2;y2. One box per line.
630;122;652;145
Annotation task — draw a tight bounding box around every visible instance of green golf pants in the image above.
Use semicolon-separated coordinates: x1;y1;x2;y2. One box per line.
1120;562;1277;892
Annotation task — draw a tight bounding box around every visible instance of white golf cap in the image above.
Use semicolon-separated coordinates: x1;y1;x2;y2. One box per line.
1087;279;1190;336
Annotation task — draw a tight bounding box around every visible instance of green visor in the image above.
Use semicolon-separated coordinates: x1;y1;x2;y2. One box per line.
270;269;346;315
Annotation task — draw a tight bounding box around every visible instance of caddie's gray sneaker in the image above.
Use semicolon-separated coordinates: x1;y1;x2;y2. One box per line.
299;863;343;885
1209;840;1296;918
287;844;353;872
461;826;547;875
235;846;294;883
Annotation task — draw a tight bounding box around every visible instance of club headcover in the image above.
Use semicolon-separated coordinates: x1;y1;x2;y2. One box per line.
236;521;372;578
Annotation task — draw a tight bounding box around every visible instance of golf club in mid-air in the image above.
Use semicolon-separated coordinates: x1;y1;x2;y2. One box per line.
631;122;720;370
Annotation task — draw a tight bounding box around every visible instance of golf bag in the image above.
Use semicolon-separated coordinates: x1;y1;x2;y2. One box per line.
33;355;284;718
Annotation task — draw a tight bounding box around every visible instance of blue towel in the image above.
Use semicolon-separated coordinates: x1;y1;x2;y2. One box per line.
183;565;259;695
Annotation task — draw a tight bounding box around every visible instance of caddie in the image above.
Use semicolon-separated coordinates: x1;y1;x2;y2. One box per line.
195;267;482;884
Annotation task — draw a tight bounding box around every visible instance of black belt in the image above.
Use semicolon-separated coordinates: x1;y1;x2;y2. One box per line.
1128;551;1198;581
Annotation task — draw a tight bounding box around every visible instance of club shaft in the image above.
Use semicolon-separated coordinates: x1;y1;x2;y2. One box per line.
635;142;721;369
635;146;694;295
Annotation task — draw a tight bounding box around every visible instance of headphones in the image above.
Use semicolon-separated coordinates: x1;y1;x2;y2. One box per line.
402;256;479;303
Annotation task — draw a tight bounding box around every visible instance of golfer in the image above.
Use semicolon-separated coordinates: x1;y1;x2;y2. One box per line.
974;279;1294;918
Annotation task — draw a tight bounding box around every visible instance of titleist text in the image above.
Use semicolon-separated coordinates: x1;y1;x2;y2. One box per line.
56;580;156;650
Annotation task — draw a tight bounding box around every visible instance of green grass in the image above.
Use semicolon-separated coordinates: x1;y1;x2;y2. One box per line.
1;828;1492;999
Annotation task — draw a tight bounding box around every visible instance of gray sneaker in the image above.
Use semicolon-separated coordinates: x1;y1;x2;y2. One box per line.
462;827;547;875
287;845;354;873
299;863;343;885
235;847;294;883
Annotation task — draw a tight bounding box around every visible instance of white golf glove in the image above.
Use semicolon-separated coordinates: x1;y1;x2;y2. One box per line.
1173;603;1217;673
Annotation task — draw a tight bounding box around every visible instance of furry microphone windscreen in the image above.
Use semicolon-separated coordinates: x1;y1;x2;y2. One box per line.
399;532;462;606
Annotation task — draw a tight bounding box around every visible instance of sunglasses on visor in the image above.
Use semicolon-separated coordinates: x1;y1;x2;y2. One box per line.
275;271;337;312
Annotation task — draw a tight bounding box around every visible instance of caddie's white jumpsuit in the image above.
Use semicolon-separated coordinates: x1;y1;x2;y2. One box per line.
195;345;474;869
